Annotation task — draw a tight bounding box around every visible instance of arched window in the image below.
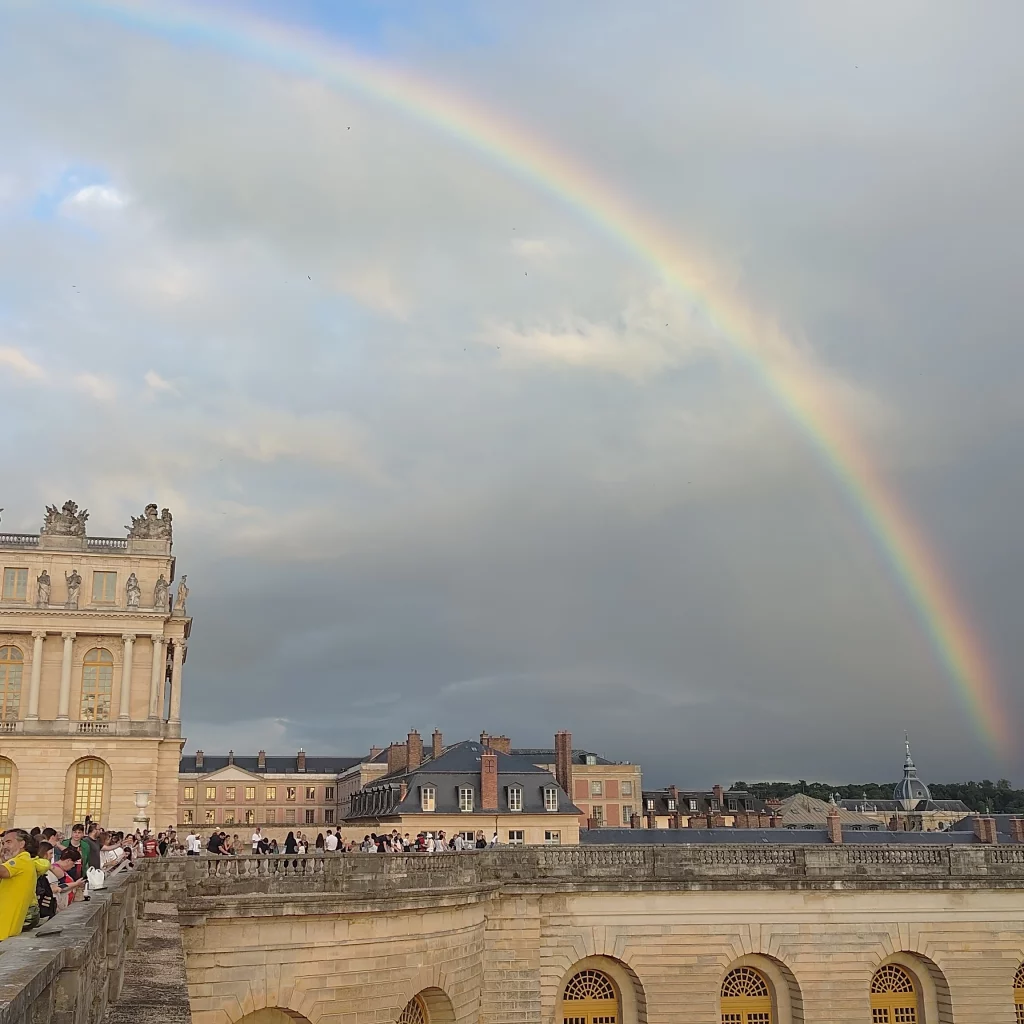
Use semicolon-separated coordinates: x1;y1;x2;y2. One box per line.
561;968;620;1024
721;966;773;1024
398;994;427;1024
73;758;105;822
0;759;13;824
0;647;22;721
80;648;114;721
1014;964;1024;1023
870;963;920;1024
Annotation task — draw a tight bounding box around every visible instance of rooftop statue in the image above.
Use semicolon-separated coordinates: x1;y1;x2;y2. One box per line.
42;500;89;537
126;503;173;540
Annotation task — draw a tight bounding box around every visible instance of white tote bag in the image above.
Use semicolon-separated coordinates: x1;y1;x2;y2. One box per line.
86;866;106;890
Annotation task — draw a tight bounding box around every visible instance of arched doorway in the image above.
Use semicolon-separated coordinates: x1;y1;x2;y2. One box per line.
398;994;428;1024
721;966;773;1023
870;963;921;1023
561;967;620;1023
1014;963;1024;1022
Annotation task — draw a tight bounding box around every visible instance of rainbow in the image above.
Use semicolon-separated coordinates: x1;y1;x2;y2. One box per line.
71;0;1009;756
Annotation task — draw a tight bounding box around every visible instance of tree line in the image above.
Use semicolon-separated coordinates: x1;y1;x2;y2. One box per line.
731;779;1024;814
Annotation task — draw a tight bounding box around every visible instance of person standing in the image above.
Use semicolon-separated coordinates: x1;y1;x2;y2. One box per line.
251;827;262;854
324;829;338;852
284;831;298;855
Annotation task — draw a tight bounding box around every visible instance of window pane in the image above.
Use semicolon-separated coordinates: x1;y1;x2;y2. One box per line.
590;781;603;796
266;786;276;800
507;830;524;844
305;786;316;800
305;809;315;824
0;760;12;824
184;787;195;800
622;805;632;824
285;809;295;824
509;788;522;811
266;809;275;823
225;787;235;801
183;809;193;824
206;809;216;824
286;787;296;800
206;786;216;800
73;759;105;821
2;569;27;601
0;647;23;721
92;572;117;602
544;788;558;811
80;649;114;721
544;830;560;844
324;809;334;824
621;781;632;796
325;786;335;800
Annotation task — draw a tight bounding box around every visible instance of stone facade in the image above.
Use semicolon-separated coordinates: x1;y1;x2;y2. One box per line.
0;502;191;830
165;844;1024;1023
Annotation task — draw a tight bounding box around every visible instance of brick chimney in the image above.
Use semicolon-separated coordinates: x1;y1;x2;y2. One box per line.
668;784;679;806
629;813;641;829
827;806;843;844
554;730;573;798
257;749;266;771
480;750;498;811
387;742;408;774
370;746;383;759
296;748;306;773
407;730;423;771
431;730;443;760
712;784;724;809
480;731;490;748
1009;818;1024;844
671;811;682;829
489;735;511;754
973;816;998;844
195;749;204;771
227;749;234;766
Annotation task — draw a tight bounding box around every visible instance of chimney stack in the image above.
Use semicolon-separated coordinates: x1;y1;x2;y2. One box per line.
370;746;383;759
387;742;408;774
257;749;266;771
227;749;234;766
973;816;998;844
432;729;443;760
827;806;843;844
480;750;498;811
668;784;679;805
296;748;306;773
712;784;724;808
480;731;490;748
554;730;573;800
490;735;511;754
1009;818;1024;844
407;730;423;771
195;749;204;771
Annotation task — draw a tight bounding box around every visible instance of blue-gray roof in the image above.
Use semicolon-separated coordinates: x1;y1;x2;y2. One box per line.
179;754;361;775
581;827;988;845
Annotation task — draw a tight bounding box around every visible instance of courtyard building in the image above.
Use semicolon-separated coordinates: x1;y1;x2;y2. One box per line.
0;500;191;830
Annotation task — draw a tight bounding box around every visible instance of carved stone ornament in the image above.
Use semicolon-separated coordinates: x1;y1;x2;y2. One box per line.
42;500;89;537
126;573;142;609
126;504;173;540
65;569;82;610
36;570;51;607
175;575;188;616
153;574;169;613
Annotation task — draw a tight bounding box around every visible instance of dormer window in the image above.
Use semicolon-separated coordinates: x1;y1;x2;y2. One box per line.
508;786;523;812
688;799;698;812
645;798;654;811
421;786;436;812
459;786;474;812
544;787;558;812
667;799;676;811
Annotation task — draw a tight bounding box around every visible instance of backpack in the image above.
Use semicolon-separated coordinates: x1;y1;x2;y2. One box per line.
37;873;57;919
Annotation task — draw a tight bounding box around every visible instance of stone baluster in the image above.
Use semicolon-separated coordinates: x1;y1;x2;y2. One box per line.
26;630;45;720
119;634;136;720
149;636;166;720
56;632;75;720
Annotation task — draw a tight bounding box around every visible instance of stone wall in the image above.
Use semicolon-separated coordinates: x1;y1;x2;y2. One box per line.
0;867;143;1024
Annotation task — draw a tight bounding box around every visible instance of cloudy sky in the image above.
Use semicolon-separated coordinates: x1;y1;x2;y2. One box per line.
1;1;1021;786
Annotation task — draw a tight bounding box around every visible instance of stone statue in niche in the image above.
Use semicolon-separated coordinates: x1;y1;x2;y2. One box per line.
125;504;173;540
42;500;89;537
153;574;169;612
126;573;141;609
175;575;188;615
65;569;82;609
36;570;51;607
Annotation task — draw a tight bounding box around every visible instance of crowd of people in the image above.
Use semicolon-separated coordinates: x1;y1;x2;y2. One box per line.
0;821;508;941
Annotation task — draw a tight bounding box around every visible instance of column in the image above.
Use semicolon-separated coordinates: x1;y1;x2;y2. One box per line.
149;636;166;720
169;640;185;723
26;631;45;720
119;634;135;721
56;632;75;720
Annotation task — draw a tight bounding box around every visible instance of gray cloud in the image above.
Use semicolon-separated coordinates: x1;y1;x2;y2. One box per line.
0;2;1021;786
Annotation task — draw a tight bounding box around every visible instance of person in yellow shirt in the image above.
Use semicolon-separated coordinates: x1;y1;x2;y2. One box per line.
0;829;39;941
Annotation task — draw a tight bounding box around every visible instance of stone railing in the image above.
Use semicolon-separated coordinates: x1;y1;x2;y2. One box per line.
0;534;38;548
85;536;129;551
0;865;143;1024
175;843;1024;899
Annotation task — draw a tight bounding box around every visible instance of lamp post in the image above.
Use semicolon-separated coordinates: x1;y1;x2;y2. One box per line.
134;790;151;833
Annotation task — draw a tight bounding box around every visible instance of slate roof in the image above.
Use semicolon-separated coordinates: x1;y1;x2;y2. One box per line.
179;754;362;775
642;789;768;816
778;793;880;828
581;828;987;846
346;740;581;819
839;798;972;814
512;748;624;766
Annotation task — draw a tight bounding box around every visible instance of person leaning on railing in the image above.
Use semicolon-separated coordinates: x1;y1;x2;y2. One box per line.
0;829;46;940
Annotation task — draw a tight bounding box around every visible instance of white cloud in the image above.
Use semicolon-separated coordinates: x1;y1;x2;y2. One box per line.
335;266;411;320
511;237;555;258
62;184;127;211
74;373;117;402
144;370;179;396
0;346;46;381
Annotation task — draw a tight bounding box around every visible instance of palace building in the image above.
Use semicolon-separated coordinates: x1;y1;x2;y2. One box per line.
0;500;191;831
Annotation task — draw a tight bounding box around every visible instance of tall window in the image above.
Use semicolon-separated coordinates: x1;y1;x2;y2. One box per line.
91;571;117;603
182;809;194;825
245;809;255;825
0;759;12;825
224;810;236;824
184;786;195;801
2;568;27;602
621;780;632;796
721;966;772;1024
590;780;603;796
73;759;105;821
266;809;276;823
544;787;558;811
592;805;604;825
285;809;295;824
397;995;427;1024
324;809;334;824
245;787;256;800
421;786;436;812
0;647;23;721
622;805;633;824
286;786;296;801
667;798;676;810
205;809;216;824
459;786;474;812
325;786;335;801
266;786;276;801
225;786;236;801
1014;963;1024;1023
305;786;316;800
561;968;619;1024
205;786;216;801
508;787;522;812
870;964;920;1024
507;830;524;845
80;648;114;721
544;830;560;844
305;809;315;824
